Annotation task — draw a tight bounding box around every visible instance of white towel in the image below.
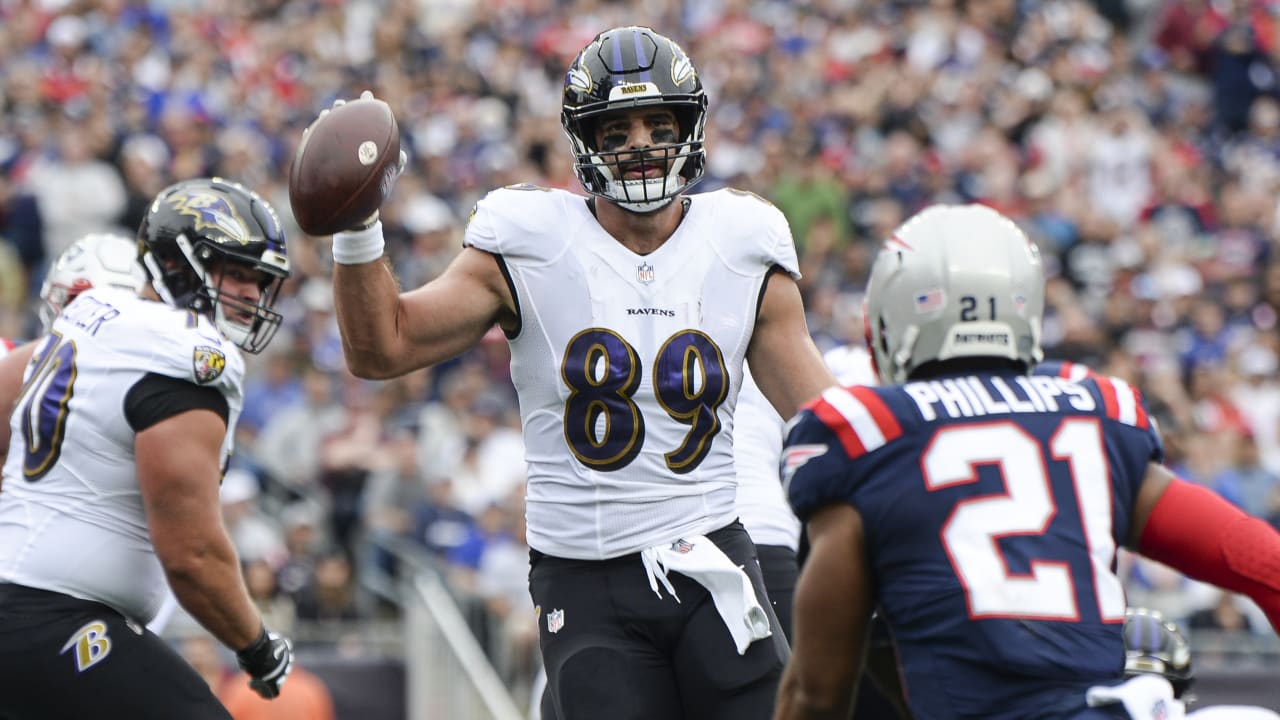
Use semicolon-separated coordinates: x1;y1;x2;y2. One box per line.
640;535;773;655
1086;674;1186;720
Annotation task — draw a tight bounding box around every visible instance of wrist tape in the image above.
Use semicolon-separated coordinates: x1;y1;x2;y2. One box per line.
332;220;385;265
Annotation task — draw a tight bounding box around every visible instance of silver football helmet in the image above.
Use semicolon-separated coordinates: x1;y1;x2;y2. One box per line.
864;204;1044;384
40;233;143;331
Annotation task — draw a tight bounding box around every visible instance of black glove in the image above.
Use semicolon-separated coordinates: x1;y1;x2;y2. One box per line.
236;625;294;699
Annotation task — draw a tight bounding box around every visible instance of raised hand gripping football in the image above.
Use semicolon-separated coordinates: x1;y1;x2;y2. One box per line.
289;91;408;235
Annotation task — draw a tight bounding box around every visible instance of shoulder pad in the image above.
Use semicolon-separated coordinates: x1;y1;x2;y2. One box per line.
463;185;585;262
697;189;800;279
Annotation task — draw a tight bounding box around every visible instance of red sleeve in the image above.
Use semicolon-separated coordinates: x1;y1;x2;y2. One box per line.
1138;479;1280;632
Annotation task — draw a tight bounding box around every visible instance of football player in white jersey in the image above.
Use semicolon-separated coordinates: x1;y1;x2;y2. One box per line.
736;346;876;639
319;26;836;720
0;178;294;719
0;233;143;477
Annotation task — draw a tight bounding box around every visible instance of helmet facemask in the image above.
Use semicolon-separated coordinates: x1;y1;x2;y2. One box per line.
143;233;286;354
564;100;707;213
561;26;708;213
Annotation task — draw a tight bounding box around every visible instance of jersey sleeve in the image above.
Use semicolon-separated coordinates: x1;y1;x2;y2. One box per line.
708;189;801;280
101;305;246;409
762;201;800;280
463;184;579;264
1084;375;1164;464
783;385;907;521
782;409;857;523
1033;362;1163;463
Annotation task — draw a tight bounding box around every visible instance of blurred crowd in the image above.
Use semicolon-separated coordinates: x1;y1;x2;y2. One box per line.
5;0;1280;705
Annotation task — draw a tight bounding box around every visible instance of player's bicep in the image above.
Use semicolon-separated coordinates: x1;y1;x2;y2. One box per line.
781;502;874;716
396;247;515;367
132;377;229;570
747;270;835;420
1127;461;1176;549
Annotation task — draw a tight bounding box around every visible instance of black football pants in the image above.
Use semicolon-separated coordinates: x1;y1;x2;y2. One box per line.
0;583;231;720
531;521;789;720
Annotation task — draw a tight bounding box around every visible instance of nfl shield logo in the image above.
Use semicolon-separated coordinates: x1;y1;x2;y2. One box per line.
636;262;655;284
671;539;694;554
547;608;565;634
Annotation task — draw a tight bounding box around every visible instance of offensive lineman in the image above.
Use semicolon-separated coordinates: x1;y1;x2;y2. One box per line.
0;179;295;718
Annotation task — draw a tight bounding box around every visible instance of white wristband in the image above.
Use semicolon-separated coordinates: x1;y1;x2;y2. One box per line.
331;221;386;265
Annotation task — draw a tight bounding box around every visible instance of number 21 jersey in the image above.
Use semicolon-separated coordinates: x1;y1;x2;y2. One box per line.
785;370;1162;719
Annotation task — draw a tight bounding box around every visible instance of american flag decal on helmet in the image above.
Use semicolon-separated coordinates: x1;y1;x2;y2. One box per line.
914;288;945;314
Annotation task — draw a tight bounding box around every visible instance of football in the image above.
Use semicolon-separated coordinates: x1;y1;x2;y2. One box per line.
289;97;401;236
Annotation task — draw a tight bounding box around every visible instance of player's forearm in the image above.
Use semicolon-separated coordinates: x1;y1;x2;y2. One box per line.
332;252;409;379
774;670;856;720
162;534;263;650
1138;478;1280;631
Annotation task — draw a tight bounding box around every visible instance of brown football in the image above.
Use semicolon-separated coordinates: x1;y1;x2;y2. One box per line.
289;97;400;236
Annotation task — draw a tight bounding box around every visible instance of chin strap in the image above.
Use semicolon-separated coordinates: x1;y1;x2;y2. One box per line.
1138;478;1280;631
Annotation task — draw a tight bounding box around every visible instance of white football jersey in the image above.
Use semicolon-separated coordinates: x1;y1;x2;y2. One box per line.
0;287;244;623
733;366;798;550
735;345;877;550
465;185;799;560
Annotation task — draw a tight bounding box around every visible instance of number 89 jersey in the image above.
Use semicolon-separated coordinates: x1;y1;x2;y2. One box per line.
784;369;1162;720
465;185;799;560
0;287;244;624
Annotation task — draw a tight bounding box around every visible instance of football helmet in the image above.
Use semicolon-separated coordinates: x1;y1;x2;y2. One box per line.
562;26;708;213
40;233;142;331
864;204;1044;384
138;177;290;353
1123;607;1194;699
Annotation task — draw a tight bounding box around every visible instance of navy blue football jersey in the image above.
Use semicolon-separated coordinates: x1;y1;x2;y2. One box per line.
784;369;1162;720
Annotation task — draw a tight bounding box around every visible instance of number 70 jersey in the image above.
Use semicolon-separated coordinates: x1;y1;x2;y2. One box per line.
783;369;1163;719
465;185;799;560
0;287;244;625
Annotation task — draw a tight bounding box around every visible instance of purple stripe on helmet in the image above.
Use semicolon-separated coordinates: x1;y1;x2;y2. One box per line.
611;32;625;72
633;28;652;82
